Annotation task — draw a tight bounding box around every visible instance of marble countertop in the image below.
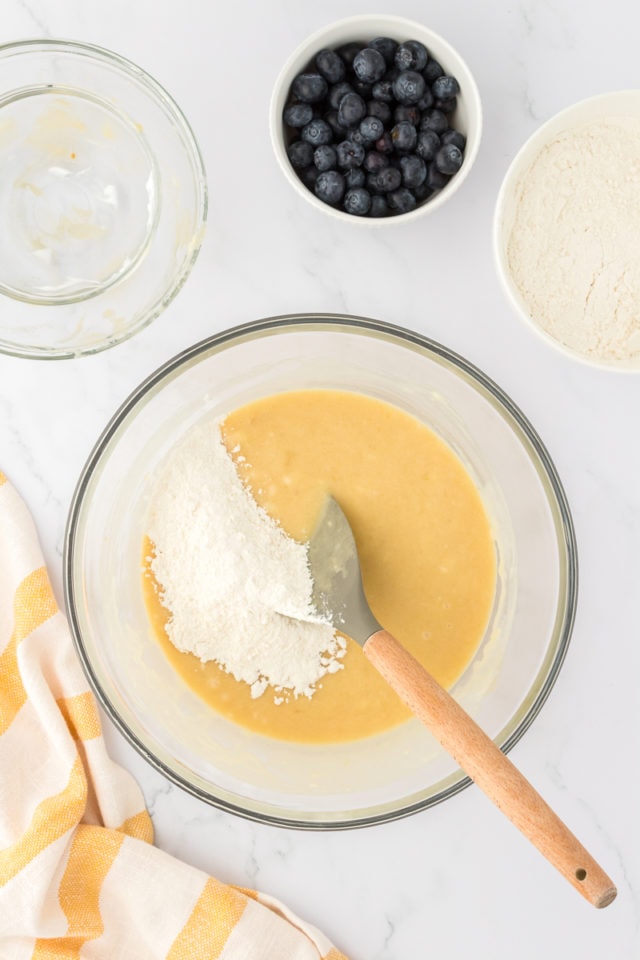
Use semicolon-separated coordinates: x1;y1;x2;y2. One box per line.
1;0;638;956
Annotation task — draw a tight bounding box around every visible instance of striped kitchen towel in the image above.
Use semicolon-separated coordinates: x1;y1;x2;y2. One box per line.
0;472;347;960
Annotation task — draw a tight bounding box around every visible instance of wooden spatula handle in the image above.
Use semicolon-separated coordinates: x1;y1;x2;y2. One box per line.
364;629;616;909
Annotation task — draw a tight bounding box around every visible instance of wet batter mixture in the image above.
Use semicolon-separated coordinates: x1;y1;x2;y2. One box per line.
142;389;496;743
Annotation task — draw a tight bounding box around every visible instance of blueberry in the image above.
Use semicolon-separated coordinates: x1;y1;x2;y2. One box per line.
394;104;420;125
416;129;440;162
392;70;426;105
369;36;398;66
283;102;314;128
399;154;427;188
314;144;337;172
432;75;461;100
368;165;402;193
420;108;448;134
353;80;375;102
336;42;362;69
413;180;434;204
415;88;434;111
426;163;450;190
337;91;366;128
441;129;466;151
390;120;417;153
387;187;418;213
375;131;394;155
328;81;355;110
394;40;428;72
366;99;392;125
370;79;393;104
291;72;328;104
315;48;346;84
300;164;319;190
344;166;366;189
422;59;444;84
301;118;334;146
343;187;372;216
435;143;463;174
363;149;389;174
325;109;343;138
370;194;390;217
336;139;365;169
435;97;457;114
353;47;387;84
315;169;345;205
359;115;385;143
287;140;314;169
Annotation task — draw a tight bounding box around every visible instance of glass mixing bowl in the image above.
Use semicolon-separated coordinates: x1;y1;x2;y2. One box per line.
64;315;577;828
0;40;207;358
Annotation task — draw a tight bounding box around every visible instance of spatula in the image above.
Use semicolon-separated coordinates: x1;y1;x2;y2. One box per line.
307;495;616;909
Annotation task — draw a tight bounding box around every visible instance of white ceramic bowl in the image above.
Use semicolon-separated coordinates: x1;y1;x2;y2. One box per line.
494;90;640;372
0;40;207;359
269;15;482;224
64;315;576;829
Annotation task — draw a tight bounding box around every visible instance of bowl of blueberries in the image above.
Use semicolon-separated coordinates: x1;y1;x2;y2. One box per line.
269;14;482;221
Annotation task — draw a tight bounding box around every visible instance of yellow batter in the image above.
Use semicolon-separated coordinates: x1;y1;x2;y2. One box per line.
142;389;496;744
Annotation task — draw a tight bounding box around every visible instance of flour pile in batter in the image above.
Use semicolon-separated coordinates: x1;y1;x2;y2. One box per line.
146;420;345;700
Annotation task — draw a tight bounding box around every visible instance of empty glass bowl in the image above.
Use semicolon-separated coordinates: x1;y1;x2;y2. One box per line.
64;315;577;828
0;40;207;358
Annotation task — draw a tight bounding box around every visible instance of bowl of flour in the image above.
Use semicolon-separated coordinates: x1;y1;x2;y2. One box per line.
494;90;640;371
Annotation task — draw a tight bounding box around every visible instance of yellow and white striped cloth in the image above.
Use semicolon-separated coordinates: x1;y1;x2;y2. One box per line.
0;472;348;960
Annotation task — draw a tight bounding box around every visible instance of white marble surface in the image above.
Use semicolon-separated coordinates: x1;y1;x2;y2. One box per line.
1;0;639;957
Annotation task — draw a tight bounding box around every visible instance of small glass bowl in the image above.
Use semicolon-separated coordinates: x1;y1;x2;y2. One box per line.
0;40;207;359
64;315;576;828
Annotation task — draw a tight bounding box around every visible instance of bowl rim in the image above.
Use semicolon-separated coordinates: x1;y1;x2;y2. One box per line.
0;37;208;360
269;14;483;225
493;89;640;373
64;313;577;829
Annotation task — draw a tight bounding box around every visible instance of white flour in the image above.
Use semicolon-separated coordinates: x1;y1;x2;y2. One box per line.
147;419;345;701
506;116;640;364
